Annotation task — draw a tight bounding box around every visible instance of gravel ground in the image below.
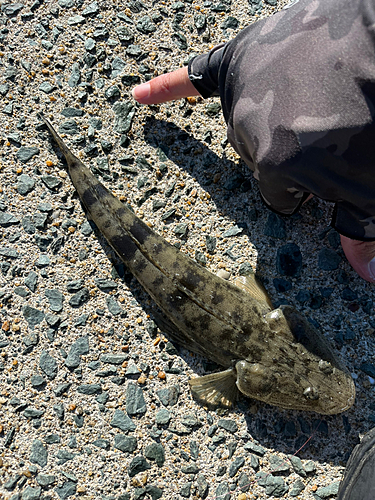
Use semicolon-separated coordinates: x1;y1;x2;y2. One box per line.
1;1;375;499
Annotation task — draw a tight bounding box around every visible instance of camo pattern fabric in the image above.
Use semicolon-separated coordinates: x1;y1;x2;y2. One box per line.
188;0;375;241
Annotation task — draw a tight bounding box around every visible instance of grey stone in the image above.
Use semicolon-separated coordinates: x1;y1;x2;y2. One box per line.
114;434;137;453
4;474;21;490
136;15;156;34
22;305;44;329
39;82;55;94
144;442;165;467
58;120;79;135
0;246;19;258
66;279;84;293
315;482;340;498
156;385;180;406
228;456;245;477
45;289;64;312
126;382;147;415
290;455;306;477
113;101;135;134
34;234;53;252
155;408;171;425
21;487;41;500
69;288;90;307
100;354;127;365
181;464;200;474
243;441;266;456
276;243;302;277
45;313;60;327
30;439;48;467
82;1;99;16
17;174;35;195
65;336;89;368
128;456;151;477
106;296;122;315
0;212;20;226
39;351;58;379
93;438;110;450
180;482;192;498
318;248;342;271
264;212;287;239
53;383;71;397
215;482;230;500
222;225;243;237
36;254;50;267
17;147;40;163
290;479;305;497
205;102;221;116
67;15;85;25
116;25;134;42
61;107;84;117
36;474;56;487
77;384;102;395
218;419;238;433
55;480;76;499
221;15;239;29
269;454;290;474
111;57;126;78
2;3;24;16
68;63;81;87
196;473;209;497
105;85;121;99
237;471;251;492
41;175;62;190
110;409;136;432
30;375;45;388
265;475;288;497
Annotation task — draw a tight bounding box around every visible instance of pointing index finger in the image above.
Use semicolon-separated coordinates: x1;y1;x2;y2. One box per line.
132;66;201;105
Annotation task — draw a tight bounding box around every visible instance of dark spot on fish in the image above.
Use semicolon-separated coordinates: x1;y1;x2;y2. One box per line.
93;183;110;198
111;234;138;262
130;220;152;245
245;344;264;363
103;219;112;229
117;207;127;217
152;275;165;288
211;290;224;305
153;242;163;255
81;188;98;208
179;270;202;292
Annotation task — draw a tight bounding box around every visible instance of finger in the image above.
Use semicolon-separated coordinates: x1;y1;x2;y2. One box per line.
132;66;201;105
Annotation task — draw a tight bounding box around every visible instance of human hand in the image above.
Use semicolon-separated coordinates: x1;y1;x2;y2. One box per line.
132;66;201;105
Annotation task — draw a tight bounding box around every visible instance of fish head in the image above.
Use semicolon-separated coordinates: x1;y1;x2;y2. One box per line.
235;306;355;414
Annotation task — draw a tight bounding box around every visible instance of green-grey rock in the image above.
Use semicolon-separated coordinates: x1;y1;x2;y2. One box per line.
68;63;81;87
21;486;42;500
77;384;102;395
100;354;127;365
290;479;305;497
58;120;79;135
114;434;137;453
30;439;48;467
243;441;266;455
110;409;136;432
0;246;19;258
155;408;171;425
126;382;147;415
156;385;180;406
93;438;110;450
144;442;165;467
39;351;58;379
41;175;62;190
36;474;56;487
55;480;77;499
17;174;35;195
136;15;156;34
218;419;238;434
30;375;45;388
45;289;64;312
222;225;242;237
69;288;90;307
17;147;40;163
22;305;44;329
315;482;340;498
265;475;288;497
290;455;306;477
215;482;230;500
113;101;136;134
61;107;84;117
65;336;89;368
39;82;55;94
128;456;151;477
318;247;342;271
205;102;221;115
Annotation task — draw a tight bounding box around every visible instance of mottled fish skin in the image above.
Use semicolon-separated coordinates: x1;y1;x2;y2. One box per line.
39;113;355;415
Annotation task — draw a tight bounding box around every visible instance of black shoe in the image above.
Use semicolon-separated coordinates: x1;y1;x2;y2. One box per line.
337;427;375;500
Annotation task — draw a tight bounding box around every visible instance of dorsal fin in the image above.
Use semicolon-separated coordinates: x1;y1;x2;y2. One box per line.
234;275;273;309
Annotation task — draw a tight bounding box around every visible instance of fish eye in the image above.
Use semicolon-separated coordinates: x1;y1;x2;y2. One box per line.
303;386;319;400
318;359;333;374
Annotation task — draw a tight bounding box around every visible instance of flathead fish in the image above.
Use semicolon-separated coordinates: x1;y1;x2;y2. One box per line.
39;113;355;415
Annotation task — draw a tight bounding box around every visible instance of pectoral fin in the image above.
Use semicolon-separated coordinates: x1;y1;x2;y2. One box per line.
235;274;273;309
189;368;240;408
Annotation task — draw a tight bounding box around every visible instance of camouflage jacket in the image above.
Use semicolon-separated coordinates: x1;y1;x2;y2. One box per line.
189;0;375;241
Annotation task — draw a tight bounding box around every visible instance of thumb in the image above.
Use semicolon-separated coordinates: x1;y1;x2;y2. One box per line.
132;66;201;105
